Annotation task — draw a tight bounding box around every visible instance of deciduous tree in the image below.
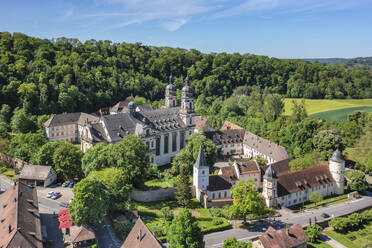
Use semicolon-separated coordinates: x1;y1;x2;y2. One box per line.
53;141;83;180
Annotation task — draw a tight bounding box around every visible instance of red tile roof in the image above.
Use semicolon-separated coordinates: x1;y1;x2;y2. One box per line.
277;165;335;197
220;121;244;131
259;224;309;248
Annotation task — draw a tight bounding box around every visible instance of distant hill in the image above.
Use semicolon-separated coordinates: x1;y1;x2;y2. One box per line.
304;57;372;70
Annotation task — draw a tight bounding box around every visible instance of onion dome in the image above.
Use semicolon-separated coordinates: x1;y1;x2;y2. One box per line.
330;149;344;163
182;75;192;93
166;74;176;91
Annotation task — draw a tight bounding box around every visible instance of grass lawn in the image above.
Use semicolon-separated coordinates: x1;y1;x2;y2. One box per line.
143;178;174;189
307;241;333;248
311;106;372;122
325;221;372;248
284;98;372;116
131;199;230;241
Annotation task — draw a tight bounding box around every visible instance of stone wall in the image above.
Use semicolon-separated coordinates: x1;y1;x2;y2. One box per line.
130;188;176;202
0;152;26;170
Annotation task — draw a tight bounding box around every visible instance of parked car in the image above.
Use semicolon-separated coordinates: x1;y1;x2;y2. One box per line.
69;182;75;188
62;182;69;187
51;192;61;200
59;202;69;208
46;191;54;198
321;213;330;218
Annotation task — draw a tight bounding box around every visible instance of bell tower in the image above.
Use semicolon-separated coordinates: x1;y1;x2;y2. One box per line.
263;165;278;208
165;74;177;108
193;145;209;199
180;75;194;127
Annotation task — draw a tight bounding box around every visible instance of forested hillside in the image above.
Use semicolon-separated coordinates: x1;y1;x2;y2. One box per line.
1;32;372;116
306;57;372;70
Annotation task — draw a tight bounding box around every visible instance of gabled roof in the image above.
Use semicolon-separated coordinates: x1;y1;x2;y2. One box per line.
277;164;335;197
259;224;309;248
43;112;99;127
111;100;130;113
207;175;233;191
121;217;163;248
262;158;292;177
194;145;208;168
243;131;289;162
236;160;260;174
220;121;245;131
0;182;42;248
20;164;54;181
204;129;245;145
70;225;95;243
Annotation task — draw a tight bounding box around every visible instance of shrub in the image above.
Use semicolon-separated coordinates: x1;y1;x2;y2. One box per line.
209;208;223;218
0;167;7;173
212;218;224;226
346;234;357;241
113;221;134;239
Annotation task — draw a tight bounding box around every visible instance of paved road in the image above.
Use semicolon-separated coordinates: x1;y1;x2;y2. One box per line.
204;195;372;247
95;217;123;248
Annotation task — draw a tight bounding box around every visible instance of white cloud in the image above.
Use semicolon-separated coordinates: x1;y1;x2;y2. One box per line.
161;18;189;31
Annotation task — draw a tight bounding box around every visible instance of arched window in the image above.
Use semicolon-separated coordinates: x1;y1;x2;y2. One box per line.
224;191;227;198
202;170;205;175
212;193;215;199
218;192;221;198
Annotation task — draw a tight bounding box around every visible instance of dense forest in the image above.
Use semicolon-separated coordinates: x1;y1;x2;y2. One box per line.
1;32;372;117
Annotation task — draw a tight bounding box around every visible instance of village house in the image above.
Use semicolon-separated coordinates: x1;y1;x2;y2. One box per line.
43;112;99;143
252;224;309;248
0;181;43;248
121;217;163;248
80;75;195;166
19;164;57;187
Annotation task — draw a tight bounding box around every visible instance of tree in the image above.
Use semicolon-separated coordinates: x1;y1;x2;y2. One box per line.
349;170;367;192
167;208;204;248
230;179;266;223
10;108;37;133
88;168;132;211
329;217;348;232
53;141;83;180
172;133;217;174
8;133;46;161
309;192;323;205
262;94;284;122
160;207;174;222
289;152;322;172
0;122;9;139
81;143;113;176
0;104;12;123
222;237;252;248
111;135;149;187
255;155;267;167
69;177;107;226
290;99;307;123
305;224;322;242
30;141;63;167
175;165;192;207
313;129;345;160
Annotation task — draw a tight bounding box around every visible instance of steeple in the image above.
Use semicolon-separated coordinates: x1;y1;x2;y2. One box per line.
194;145;208;168
263;165;277;180
330;149;344;163
165;73;177;108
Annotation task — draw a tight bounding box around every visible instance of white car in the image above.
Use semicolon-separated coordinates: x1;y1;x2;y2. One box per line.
46;191;54;198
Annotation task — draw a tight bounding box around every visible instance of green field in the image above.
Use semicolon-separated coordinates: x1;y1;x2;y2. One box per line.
284;98;372;122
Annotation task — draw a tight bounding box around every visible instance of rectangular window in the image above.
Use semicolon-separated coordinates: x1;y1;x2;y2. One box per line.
180;131;185;149
164;135;169;154
156;137;160;156
172;132;177;152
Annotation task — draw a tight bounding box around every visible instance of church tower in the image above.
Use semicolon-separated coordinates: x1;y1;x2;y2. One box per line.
180;75;195;127
329;149;345;195
165;74;177;108
263;165;278;208
193;145;209;199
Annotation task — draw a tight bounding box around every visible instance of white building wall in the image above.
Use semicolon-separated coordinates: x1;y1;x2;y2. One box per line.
207;189;231;200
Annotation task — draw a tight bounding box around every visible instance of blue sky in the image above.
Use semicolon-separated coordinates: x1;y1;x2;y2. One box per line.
1;0;372;58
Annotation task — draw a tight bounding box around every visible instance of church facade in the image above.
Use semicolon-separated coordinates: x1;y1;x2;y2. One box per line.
80;75;195;166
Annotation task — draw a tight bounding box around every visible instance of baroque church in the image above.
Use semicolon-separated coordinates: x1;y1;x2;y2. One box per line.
80;75;195;166
193;146;345;208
